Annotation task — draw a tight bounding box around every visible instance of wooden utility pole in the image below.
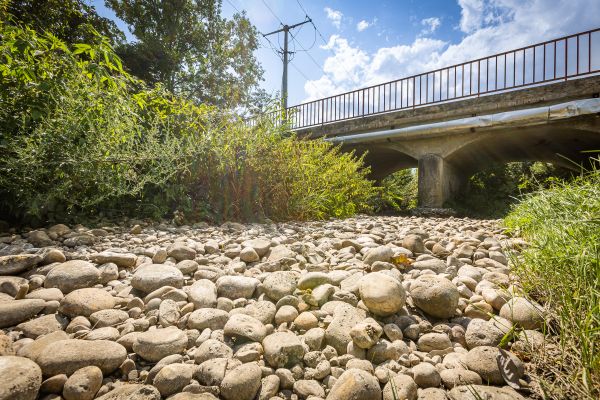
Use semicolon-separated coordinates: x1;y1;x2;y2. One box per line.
263;17;312;110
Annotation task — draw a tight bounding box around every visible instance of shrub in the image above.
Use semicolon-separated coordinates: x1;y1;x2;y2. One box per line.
505;162;600;399
371;169;418;212
0;21;376;224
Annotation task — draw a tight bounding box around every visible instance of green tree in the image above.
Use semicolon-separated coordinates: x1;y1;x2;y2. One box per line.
106;0;264;109
2;0;124;44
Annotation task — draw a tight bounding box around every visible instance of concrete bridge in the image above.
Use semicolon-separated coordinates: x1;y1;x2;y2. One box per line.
285;29;600;208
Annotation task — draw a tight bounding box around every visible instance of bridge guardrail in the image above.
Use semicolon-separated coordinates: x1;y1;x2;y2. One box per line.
261;28;600;130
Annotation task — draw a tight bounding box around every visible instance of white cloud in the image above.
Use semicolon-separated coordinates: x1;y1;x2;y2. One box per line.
357;20;371;32
303;0;600;102
420;17;441;35
324;7;343;29
458;0;485;33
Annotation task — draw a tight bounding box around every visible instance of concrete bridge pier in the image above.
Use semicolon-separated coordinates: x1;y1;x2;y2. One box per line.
417;154;464;208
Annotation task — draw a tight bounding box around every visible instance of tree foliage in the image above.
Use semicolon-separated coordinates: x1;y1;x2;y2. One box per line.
2;0;124;44
106;0;265;109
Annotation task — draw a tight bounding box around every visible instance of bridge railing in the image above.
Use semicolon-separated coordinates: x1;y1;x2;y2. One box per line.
279;28;600;130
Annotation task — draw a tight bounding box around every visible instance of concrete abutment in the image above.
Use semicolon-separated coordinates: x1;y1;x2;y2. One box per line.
417;154;464;208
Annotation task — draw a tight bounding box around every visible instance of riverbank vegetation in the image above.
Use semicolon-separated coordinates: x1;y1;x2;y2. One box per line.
0;18;375;225
505;162;600;399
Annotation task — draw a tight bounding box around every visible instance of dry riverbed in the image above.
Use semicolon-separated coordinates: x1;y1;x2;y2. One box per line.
0;215;546;400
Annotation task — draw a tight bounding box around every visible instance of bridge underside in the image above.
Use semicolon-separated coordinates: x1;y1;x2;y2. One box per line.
296;76;600;208
345;117;600;207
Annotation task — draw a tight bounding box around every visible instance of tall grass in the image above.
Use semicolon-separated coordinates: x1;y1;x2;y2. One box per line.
505;162;600;399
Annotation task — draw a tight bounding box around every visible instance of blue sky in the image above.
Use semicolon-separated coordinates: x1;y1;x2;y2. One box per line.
91;0;600;106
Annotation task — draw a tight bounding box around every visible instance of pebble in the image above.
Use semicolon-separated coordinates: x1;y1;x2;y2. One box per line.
0;216;546;400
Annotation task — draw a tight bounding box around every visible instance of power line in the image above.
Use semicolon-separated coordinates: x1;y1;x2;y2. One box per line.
260;0;283;25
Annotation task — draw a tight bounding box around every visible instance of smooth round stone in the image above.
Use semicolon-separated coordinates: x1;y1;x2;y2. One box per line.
216;276;259;299
417;332;452;352
132;327;187;362
239;247;260;263
327;368;382;400
186;280;217;309
0;254;42;276
464;317;510;349
447;385;526;400
194;340;233;364
131;264;183;293
0;356;42;400
25;288;64;302
262;272;297;301
275;305;298;325
363;246;393;265
297;272;333;290
188;308;229;330
241;239;271;257
220;363;262;400
89;252;136;268
439;369;482;389
0;299;46;329
499;297;545;330
59;288;115;317
293;379;325;398
62;366;102;400
44;260;100;294
409;275;459;319
89;309;129;328
36;339;126;376
84;327;120;341
382;373;417;400
167;244;196;261
262;332;305;368
175;260;199;275
294;312;319;330
464;346;524;385
153;363;193;397
224;314;267;342
350;318;383;349
17;314;69;338
94;384;161;400
411;362;441;388
359;272;406;317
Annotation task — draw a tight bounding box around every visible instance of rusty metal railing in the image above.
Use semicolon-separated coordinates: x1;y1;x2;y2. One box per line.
269;28;600;130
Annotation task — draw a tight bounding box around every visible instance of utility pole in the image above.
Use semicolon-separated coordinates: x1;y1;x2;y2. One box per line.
263;17;312;110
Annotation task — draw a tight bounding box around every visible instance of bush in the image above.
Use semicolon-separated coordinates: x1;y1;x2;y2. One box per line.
505;163;600;399
371;169;418;212
449;161;574;218
0;21;376;224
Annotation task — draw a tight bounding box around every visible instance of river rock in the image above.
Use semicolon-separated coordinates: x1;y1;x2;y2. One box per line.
188;308;229;330
153;363;193;397
220;363;262;400
410;275;459;319
36;339;126;376
89;252;136;268
131;264;184;293
263;332;305;368
363;246;393;265
16;314;69;338
382;373;418;400
44;260;100;294
0;299;45;328
95;384;161;400
62;366;102;400
59;288;115;317
224;314;267;342
0;254;42;276
325;303;366;354
499;297;545;330
0;356;42;400
359;272;406;316
262;271;297;301
447;385;526;400
187;279;217;309
132;327;187;362
464;346;524;385
216;276;259;299
328;368;382;400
